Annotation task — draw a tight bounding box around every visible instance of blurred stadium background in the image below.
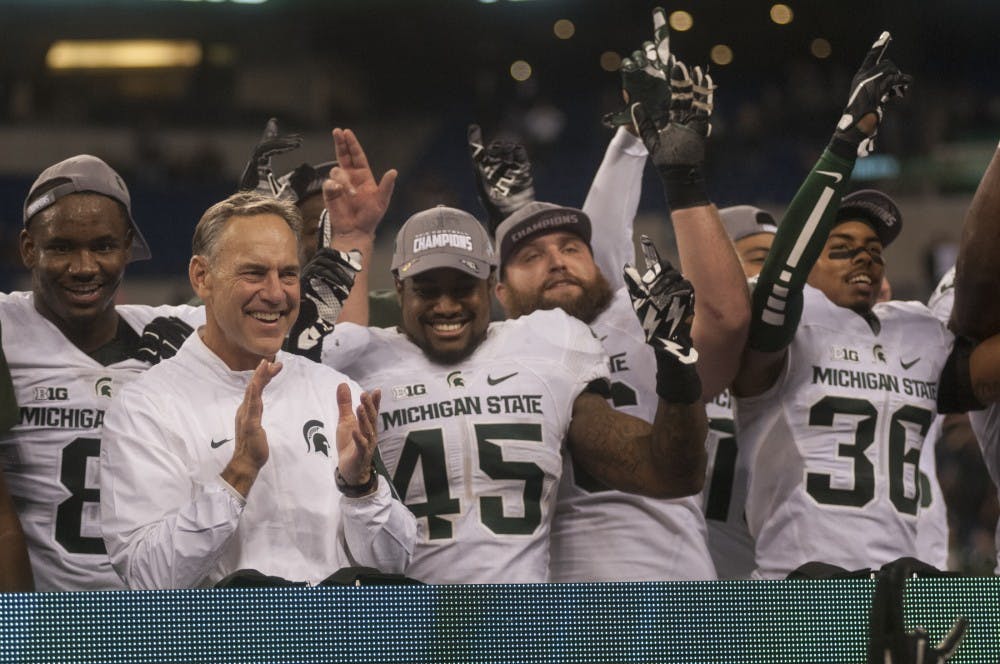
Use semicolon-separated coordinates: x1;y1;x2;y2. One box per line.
1;0;998;573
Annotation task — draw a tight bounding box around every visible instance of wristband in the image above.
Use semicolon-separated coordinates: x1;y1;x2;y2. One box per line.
335;465;378;498
827;126;868;161
654;349;703;404
656;164;710;210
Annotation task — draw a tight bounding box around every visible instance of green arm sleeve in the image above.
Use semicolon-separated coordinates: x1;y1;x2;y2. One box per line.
748;148;857;352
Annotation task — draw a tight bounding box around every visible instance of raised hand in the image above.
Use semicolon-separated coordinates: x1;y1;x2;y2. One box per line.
134;316;194;365
467;124;536;232
624;235;698;364
335;384;382;488
320;128;396;242
834;31;912;157
237;117;303;194
285;245;364;357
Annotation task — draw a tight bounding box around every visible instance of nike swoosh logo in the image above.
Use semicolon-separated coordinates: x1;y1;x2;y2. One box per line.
210;437;232;449
816;170;844;183
487;372;519;385
900;358;921;370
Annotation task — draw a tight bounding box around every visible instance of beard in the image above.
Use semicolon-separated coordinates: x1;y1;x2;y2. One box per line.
502;269;615;324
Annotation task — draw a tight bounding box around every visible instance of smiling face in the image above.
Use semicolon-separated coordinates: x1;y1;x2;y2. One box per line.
190;213;301;370
19;192;132;351
397;267;492;364
807;220;886;314
496;230;613;324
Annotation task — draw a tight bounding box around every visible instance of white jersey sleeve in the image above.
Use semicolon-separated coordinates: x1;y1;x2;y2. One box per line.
583;127;648;292
969;405;1000;572
927;266;956;326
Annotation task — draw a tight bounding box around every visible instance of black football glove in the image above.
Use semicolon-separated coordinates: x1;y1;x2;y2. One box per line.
604;7;674;130
631;55;715;210
831;31;912;158
624;236;701;403
467;124;536;233
285;246;363;360
237;117;304;195
135;316;194;365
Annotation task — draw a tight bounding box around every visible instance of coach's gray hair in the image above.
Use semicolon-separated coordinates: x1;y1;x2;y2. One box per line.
192;191;303;259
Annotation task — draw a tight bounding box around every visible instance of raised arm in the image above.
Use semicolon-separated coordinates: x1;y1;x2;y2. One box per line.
624;9;750;398
734;31;911;397
952;142;1000;341
568;238;707;497
323;128;398;326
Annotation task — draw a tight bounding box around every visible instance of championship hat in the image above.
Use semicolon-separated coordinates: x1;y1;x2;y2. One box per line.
835;189;903;248
391;205;497;279
719;205;778;242
23;154;152;262
494;201;592;266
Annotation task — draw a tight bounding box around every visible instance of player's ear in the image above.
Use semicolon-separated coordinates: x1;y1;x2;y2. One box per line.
189;254;212;300
393;277;404;303
19;228;37;269
494;278;510;312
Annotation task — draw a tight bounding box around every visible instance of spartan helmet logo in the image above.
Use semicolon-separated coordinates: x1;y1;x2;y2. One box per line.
873;344;887;363
302;419;329;456
94;377;114;398
446;371;465;388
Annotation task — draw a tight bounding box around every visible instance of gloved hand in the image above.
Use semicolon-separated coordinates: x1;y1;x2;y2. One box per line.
624;236;701;403
630;55;715;210
285;246;363;359
603;6;674;130
467;124;536;233
135;316;194;365
237;117;303;194
831;31;912;158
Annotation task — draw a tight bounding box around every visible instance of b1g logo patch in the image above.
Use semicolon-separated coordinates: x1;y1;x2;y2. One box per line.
392;383;427;400
94;377;114;398
302;420;329;457
829;346;860;363
33;386;68;401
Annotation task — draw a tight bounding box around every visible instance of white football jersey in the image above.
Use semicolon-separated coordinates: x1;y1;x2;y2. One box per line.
917;266;958;570
324;309;608;584
702;389;755;579
0;292;203;590
930;266;1000;572
549;290;716;581
968;405;1000;573
736;284;952;578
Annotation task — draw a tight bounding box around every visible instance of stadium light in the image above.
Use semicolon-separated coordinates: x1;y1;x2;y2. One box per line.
46;40;202;70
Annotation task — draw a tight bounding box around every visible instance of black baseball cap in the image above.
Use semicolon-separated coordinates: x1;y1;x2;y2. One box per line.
836;189;903;248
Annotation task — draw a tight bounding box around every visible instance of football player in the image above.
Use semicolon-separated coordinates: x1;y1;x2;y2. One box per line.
321;205;708;583
0;155;204;591
475;16;749;582
731;32;959;578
